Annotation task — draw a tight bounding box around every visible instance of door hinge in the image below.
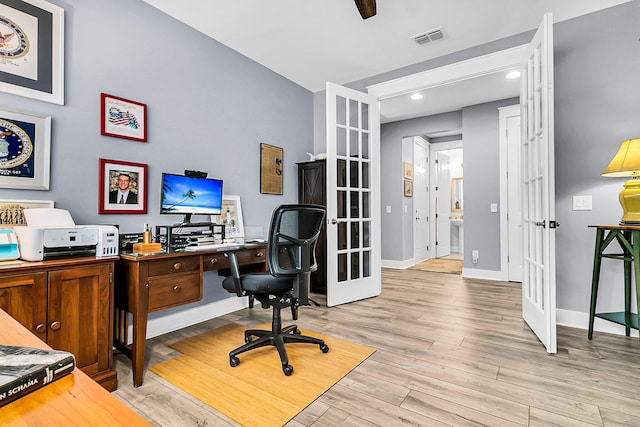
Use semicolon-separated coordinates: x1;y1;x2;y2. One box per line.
435;159;439;164
109;272;113;283
436;241;439;246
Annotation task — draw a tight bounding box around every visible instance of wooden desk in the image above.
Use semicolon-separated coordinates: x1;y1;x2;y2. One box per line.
0;257;118;391
588;225;640;339
0;308;149;426
114;245;267;387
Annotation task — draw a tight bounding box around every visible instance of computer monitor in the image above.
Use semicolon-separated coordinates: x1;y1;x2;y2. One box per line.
160;173;223;224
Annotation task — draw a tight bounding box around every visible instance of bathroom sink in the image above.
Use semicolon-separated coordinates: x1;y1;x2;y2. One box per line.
451;219;464;227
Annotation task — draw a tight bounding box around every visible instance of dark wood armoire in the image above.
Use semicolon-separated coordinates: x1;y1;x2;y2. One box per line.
297;160;327;294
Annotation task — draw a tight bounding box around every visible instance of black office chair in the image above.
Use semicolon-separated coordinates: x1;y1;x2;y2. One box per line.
221;204;329;375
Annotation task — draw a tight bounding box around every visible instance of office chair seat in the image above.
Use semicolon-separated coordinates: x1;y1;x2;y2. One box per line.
221;204;329;376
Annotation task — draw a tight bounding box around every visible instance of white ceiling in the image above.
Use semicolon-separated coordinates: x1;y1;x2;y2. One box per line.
142;0;630;123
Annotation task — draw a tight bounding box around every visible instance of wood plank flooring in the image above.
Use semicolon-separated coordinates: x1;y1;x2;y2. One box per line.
112;268;640;426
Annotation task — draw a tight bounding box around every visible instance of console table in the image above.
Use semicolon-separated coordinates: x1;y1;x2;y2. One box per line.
588;225;640;339
0;308;149;426
114;244;267;387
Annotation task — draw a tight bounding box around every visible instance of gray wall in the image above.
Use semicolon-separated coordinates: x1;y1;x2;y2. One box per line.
1;0;314;313
462;98;519;270
380;111;461;261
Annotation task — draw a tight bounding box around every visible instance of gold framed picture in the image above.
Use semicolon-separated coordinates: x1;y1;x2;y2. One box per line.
404;180;413;197
403;162;413;180
260;143;283;195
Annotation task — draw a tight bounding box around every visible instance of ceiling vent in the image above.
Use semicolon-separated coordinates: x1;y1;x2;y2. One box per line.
412;27;447;46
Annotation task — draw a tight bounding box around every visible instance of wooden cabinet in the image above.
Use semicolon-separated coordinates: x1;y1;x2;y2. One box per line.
0;258;117;391
298;160;327;293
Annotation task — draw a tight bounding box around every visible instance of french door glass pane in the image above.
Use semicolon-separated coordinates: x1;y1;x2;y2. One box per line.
351;252;360;279
361;103;369;130
350;129;359;157
336;96;346;126
363;250;371;278
349;99;359;127
351;222;360;249
362;162;369;188
362;192;370;218
350;191;359;218
337;159;346;187
363;220;370;247
337;128;347;157
338;253;347;282
361;132;369;159
338;222;347;250
337;190;346;218
350;160;359;188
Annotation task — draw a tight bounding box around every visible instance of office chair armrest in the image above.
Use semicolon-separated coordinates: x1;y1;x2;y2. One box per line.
221;247;244;297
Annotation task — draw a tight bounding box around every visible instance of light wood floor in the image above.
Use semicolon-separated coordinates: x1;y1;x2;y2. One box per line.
112;268;640;426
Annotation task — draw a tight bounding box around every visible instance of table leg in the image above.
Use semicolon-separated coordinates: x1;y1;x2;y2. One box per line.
588;229;605;340
632;230;640;340
132;284;149;388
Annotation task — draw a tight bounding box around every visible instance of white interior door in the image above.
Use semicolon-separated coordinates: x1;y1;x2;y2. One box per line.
325;82;381;307
414;138;430;262
436;152;451;258
504;106;523;282
521;13;557;354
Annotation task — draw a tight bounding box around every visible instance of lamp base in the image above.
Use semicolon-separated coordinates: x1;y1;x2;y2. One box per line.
619;178;640;224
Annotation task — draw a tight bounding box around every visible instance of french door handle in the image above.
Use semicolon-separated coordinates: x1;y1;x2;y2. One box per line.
535;221;545;228
331;218;338;225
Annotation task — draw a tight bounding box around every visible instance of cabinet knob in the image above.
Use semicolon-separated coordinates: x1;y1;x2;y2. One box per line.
35;323;46;334
256;252;264;257
50;321;61;331
173;262;182;270
210;257;218;264
172;285;181;293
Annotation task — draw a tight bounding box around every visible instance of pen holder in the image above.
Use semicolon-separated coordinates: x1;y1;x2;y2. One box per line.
143;231;152;244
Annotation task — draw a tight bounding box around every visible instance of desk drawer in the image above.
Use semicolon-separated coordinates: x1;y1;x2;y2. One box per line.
148;273;202;311
147;256;200;277
236;247;266;266
202;253;230;271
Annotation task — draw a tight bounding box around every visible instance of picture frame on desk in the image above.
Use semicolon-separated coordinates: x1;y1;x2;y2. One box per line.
98;158;148;214
100;93;147;142
213;195;244;239
0;199;53;227
0;0;65;105
0;108;51;190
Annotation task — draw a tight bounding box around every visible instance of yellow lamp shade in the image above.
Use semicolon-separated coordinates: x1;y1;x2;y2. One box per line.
602;138;640;224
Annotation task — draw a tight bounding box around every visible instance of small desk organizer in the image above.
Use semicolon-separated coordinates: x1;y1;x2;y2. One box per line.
0;229;20;261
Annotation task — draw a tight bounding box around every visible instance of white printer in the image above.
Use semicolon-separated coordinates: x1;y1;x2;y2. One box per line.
13;208;119;262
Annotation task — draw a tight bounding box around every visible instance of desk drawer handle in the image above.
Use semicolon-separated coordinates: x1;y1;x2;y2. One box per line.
172;285;181;293
210;257;219;264
35;323;46;334
256;252;264;257
50;321;61;331
173;262;182;270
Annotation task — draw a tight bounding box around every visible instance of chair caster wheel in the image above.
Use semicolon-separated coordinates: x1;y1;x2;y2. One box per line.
293;328;301;335
244;335;252;344
320;344;329;353
283;364;293;376
230;356;240;367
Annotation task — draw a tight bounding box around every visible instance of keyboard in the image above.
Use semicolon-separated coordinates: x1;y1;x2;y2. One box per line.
183;243;243;251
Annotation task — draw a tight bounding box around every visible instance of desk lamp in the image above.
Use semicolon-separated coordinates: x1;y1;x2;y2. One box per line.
602;138;640;224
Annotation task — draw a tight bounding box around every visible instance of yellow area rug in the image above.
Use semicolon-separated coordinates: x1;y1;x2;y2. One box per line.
411;258;463;274
150;322;375;427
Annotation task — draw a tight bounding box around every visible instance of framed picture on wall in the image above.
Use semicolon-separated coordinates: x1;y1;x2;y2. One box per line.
213;195;244;239
100;93;147;142
98;158;148;214
260;143;283;195
0;108;51;190
0;0;65;104
403;162;413;180
404;180;413;197
0;199;53;227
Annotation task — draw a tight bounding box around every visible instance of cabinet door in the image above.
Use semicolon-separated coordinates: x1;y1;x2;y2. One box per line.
48;264;112;375
0;272;48;340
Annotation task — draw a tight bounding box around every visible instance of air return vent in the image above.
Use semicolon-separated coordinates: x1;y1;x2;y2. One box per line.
412;27;447;45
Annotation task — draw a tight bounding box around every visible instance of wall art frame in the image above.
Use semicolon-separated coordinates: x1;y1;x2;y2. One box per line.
0;0;65;105
0;198;53;227
98;158;148;214
212;195;244;239
404;179;413;197
100;93;147;142
260;143;283;195
403;162;413;180
0;108;51;190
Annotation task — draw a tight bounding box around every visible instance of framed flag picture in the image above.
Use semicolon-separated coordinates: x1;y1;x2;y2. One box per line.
100;93;147;142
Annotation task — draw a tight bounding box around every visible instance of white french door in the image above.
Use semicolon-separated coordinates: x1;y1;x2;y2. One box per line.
520;13;557;354
325;82;381;307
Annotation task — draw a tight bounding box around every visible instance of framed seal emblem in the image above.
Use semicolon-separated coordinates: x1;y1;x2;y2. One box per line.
0;108;51;190
0;0;64;105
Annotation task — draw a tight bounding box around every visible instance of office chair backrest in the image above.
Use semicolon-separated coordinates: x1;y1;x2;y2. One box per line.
267;204;325;305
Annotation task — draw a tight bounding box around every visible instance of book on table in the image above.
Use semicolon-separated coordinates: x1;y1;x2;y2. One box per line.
0;345;76;407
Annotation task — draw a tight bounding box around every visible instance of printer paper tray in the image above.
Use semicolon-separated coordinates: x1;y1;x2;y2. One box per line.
43;246;97;260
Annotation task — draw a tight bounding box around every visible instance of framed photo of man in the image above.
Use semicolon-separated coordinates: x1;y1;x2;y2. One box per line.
98;158;147;214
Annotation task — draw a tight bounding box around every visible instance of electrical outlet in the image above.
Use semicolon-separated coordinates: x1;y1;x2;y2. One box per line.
472;250;479;264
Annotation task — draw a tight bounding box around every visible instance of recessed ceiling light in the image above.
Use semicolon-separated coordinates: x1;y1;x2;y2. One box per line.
410;93;423;100
506;71;521;79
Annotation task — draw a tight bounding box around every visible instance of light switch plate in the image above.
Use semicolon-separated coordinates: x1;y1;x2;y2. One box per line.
572;195;592;211
490;203;498;213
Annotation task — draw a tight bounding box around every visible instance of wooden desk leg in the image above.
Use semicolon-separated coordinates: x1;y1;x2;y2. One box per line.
588;229;605;340
624;231;633;336
132;284;150;388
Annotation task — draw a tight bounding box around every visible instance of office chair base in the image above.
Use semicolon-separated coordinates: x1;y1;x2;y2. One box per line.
229;323;329;376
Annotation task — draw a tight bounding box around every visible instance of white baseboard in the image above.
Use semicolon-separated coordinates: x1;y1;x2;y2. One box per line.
146;296;248;339
461;267;507;281
381;258;415;269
